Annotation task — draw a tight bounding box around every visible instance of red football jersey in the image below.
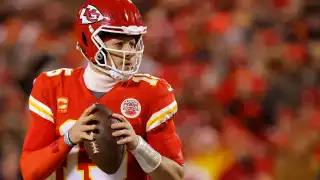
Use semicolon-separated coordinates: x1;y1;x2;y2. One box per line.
23;67;184;180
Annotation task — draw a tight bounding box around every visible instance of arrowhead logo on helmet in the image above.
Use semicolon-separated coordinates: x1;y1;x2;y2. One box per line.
79;5;104;24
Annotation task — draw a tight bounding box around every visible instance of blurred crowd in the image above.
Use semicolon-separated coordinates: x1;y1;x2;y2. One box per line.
0;0;319;179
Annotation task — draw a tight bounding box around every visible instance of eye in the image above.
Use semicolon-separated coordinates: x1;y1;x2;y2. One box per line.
129;42;136;48
114;42;124;49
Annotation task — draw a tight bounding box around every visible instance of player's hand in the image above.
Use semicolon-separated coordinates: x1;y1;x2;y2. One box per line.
68;104;98;144
111;114;139;150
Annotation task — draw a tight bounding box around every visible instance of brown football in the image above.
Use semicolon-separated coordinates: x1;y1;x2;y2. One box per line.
84;104;125;174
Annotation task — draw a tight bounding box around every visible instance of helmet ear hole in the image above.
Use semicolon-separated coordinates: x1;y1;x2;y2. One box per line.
95;49;108;65
82;32;88;46
96;52;104;62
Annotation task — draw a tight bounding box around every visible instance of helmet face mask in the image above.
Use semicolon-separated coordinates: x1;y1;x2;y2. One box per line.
75;0;147;81
91;25;145;78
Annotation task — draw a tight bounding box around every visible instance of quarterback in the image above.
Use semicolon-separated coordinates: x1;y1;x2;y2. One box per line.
20;0;184;179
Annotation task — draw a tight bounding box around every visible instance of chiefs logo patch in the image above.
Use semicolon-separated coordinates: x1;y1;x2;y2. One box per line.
79;5;104;24
120;98;141;118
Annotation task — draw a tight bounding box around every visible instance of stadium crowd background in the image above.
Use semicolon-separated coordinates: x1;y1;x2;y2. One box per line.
0;0;319;179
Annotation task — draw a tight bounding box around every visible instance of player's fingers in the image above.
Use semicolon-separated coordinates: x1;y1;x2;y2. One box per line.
81;124;97;132
81;114;97;124
80;104;96;117
117;136;133;145
112;114;133;129
112;129;131;137
112;113;128;123
111;122;129;130
81;132;94;141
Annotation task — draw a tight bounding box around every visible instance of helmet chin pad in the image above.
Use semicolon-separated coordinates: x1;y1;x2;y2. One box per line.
91;61;132;81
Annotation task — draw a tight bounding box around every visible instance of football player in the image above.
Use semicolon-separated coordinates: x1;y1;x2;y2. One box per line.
20;0;184;179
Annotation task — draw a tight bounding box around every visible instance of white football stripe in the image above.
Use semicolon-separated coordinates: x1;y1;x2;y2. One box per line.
29;104;54;123
29;95;53;116
146;100;178;131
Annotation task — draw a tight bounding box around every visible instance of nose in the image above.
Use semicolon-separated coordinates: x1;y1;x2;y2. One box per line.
122;42;134;51
122;42;135;58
